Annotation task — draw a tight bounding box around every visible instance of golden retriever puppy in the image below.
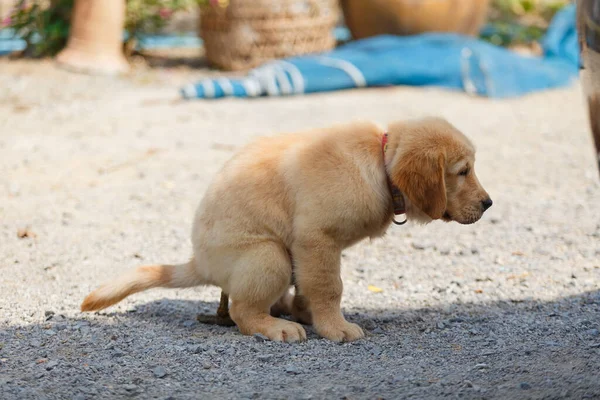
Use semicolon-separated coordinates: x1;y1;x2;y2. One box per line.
81;117;492;343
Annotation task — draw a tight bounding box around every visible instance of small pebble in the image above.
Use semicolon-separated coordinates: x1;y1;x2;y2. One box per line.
17;227;36;239
45;360;59;370
438;247;451;255
370;346;383;356
253;333;269;342
123;384;138;391
284;365;301;375
585;329;599;337
189;345;204;354
411;241;433;250
153;366;167;378
203;362;212;370
112;349;125;358
257;354;273;361
520;382;532;390
544;341;561;348
534;246;551;256
44;311;55;320
182;320;196;328
362;319;376;330
75;322;90;330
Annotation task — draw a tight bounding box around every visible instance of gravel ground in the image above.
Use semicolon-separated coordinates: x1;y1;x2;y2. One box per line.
1;59;600;400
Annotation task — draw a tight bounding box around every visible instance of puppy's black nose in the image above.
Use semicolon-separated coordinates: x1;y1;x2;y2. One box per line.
481;198;493;211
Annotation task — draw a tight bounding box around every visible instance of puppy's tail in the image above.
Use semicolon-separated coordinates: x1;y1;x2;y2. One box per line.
81;259;204;312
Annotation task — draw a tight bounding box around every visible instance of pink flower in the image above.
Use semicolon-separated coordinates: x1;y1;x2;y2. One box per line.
209;0;219;7
1;16;11;27
159;8;172;19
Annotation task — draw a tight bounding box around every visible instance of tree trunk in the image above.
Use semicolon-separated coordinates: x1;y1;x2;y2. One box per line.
578;0;600;176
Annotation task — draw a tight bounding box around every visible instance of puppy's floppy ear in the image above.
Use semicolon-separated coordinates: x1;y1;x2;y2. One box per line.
392;150;447;220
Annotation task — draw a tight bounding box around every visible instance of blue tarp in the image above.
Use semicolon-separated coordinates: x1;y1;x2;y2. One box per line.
0;27;351;56
0;30;204;55
181;4;579;100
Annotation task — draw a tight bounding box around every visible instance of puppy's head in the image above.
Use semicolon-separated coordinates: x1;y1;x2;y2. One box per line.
386;117;492;225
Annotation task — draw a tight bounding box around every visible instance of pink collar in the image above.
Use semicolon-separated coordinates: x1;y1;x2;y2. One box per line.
382;133;407;225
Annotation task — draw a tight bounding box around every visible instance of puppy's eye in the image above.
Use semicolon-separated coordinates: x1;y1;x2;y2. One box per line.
459;168;469;176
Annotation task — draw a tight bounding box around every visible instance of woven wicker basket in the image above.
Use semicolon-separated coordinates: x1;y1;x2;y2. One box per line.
199;0;339;71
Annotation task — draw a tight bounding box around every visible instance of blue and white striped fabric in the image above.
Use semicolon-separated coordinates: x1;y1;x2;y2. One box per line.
181;4;578;100
180;56;368;99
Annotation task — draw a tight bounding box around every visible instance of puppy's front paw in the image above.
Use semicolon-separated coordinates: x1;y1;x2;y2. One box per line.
315;320;364;342
262;320;307;343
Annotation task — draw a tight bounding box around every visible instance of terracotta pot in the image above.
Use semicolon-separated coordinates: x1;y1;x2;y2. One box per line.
341;0;490;39
56;0;129;75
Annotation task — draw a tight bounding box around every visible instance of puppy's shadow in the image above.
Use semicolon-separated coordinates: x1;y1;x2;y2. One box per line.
106;299;228;328
114;298;324;337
